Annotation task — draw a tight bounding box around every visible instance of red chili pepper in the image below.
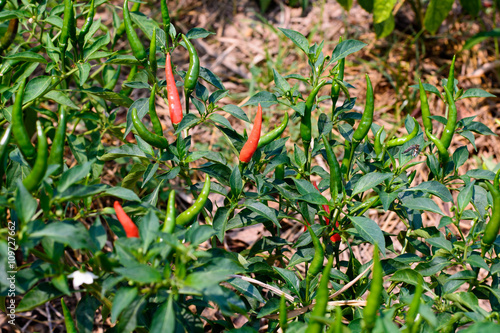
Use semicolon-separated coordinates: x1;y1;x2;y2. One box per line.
239;104;262;163
113;201;139;238
313;181;341;242
165;52;183;125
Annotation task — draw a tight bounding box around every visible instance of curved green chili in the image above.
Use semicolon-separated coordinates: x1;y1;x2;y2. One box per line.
160;0;171;44
60;0;77;66
353;74;374;142
440;86;457;149
162;190;176;233
257;112;289;149
131;108;169;149
0;18;18;55
176;174;211;226
447;55;456;97
149;84;163;136
104;65;121;91
149;28;157;74
305;255;334;333
363;244;383;333
279;294;288;333
425;129;449;166
78;0;95;50
330;55;345;118
482;171;500;252
0;0;7;11
307;227;325;280
405;281;423;333
121;65;137;97
23;121;48;192
123;0;146;62
374;126;384;156
418;78;432;134
0;125;12;178
301;81;328;149
322;135;342;200
47;106;67;174
12;80;36;162
112;1;141;47
385;117;418;148
181;34;200;98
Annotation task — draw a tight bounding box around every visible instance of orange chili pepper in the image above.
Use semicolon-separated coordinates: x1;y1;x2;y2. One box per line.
165;52;183;125
239;104;262;163
113;201;139;238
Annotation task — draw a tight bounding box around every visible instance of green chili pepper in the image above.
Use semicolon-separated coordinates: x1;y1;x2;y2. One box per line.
160;0;171;45
162;190;176;234
150;28;158;74
275;164;285;180
123;0;147;62
385;117;418;148
363;244;383;333
176;174;211;226
305;255;334;333
0;0;7;11
47;106;67;174
330;55;344;114
0;125;12;179
181;34;200;98
11;80;36;162
405;281;423;333
440;86;457;150
61;298;77;333
78;0;95;51
425;129;449;166
112;1;141;48
23;121;48;192
121;65;137;97
418;78;432;134
0;18;18;55
374;126;384;156
104;65;121;91
279;294;288;333
257;112;289;149
331;306;343;333
301;81;328;150
482;170;500;253
60;0;77;66
307;226;325;280
447;55;456;97
149;84;163;136
353;74;374;142
131;108;170;149
322;135;342;200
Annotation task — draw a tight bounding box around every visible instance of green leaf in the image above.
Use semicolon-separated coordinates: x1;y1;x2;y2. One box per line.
102;186;141;202
83;87;133;107
426;236;453;252
374;14;395;39
222;104;250;122
17;282;63;312
388;268;424;286
352;172;393;196
349;216;386;251
230;165;243;198
401;198;444;215
243;200;279;227
227;277;266;303
174;113;200;135
150;296;175;332
330;40;367;64
463;28;500;50
4;51;47;64
358;0;374;12
30;222;92;249
75;295;100;333
459;0;481;17
213;207;232;242
45;90;79;110
57;161;93;193
424;0;454;34
186;27;215;39
15;181;37;224
242;91;279;108
459;88;496;99
273;68;291;93
457;181;474;213
24;76;52;103
114;264;162;284
111;287;138;323
100;144;147;161
373;0;397;24
278;28;309;55
404;181;453;202
105;55;140;65
336;0;353;11
273;266;300;296
199;66;225;90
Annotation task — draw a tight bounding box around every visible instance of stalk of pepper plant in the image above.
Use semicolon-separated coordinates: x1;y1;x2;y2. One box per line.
257;112;289;149
363;244;383;332
165;52;183;125
78;0;95;52
131;108;170;149
162;190;177;233
11;79;36;162
353;74;374;143
385;117;418;148
149;84;163;136
176;174;211;226
181;34;200;104
239;104;262;163
123;0;147;62
0;18;18;55
47;106;67;174
113;201;139;238
305;255;334;333
150;29;158;74
22;121;48;193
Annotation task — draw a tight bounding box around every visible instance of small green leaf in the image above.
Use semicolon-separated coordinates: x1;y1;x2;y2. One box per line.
424;0;454;34
242;91;279;108
330;40;367;64
278;28;309;55
352;172;393;196
114;264;162;284
402;198;444;215
349;216;386;252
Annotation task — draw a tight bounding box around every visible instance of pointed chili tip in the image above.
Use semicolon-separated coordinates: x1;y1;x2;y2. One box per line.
113;201;140;238
238;104;262;163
